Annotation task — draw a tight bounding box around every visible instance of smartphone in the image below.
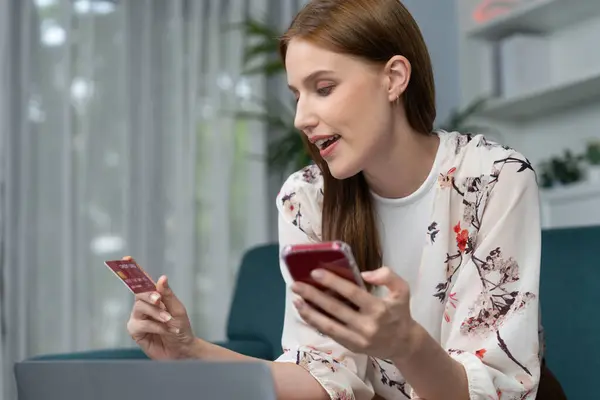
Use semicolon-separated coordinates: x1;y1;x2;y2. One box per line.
281;240;366;316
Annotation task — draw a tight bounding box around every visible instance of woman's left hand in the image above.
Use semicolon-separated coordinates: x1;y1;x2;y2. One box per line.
291;266;420;361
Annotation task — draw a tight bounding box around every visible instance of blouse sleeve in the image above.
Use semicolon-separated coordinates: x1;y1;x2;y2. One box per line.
439;153;542;400
273;173;375;400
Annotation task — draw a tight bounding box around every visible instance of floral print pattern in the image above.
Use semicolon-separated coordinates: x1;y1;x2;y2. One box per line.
426;222;440;244
274;131;542;399
280;192;304;231
297;348;342;373
370;358;409;398
441;144;539;398
333;390;355;400
433;146;537;379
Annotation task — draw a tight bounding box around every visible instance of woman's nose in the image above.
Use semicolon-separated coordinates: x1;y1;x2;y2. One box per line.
294;97;318;133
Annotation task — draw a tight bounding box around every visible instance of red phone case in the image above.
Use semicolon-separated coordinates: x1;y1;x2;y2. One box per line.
281;241;366;318
281;240;366;290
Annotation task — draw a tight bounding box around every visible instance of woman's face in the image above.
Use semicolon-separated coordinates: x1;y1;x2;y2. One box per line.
286;39;402;179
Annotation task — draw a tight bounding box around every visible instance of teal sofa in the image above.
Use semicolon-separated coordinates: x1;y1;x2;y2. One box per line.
28;226;600;399
539;226;599;399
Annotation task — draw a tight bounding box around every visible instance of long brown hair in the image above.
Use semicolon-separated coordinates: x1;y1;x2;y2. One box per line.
279;0;436;273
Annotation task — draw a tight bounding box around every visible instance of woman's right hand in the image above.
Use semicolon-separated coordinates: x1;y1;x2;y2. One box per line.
126;264;199;360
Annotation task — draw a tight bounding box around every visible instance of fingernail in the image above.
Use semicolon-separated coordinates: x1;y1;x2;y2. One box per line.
160;312;172;322
169;327;180;334
293;299;304;310
150;293;160;303
311;269;324;279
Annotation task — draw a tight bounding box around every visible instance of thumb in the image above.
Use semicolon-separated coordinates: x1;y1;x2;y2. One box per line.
361;266;407;294
156;276;186;316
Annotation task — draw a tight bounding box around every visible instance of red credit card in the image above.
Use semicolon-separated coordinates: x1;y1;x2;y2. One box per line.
104;259;156;294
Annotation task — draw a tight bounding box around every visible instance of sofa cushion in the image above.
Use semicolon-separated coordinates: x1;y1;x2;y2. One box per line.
226;244;285;360
541;226;600;399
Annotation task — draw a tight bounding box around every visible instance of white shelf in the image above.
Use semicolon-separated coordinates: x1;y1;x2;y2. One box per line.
467;0;600;41
540;181;600;229
477;72;600;121
541;181;600;202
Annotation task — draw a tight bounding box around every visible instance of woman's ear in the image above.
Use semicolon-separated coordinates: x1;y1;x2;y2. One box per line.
384;55;411;102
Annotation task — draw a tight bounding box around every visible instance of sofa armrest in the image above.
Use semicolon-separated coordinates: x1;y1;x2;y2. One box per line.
28;348;149;361
28;339;274;362
212;339;274;361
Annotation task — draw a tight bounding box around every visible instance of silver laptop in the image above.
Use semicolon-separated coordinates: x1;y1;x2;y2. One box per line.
14;360;277;400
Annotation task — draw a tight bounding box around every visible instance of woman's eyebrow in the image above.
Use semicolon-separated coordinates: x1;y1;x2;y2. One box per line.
288;69;335;91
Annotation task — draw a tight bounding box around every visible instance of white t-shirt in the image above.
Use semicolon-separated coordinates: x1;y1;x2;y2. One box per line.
372;133;447;293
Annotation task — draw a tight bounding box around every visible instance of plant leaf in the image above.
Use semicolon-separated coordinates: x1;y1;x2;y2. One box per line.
436;96;490;132
267;130;311;171
224;18;280;38
242;59;285;76
243;18;281;38
244;41;279;65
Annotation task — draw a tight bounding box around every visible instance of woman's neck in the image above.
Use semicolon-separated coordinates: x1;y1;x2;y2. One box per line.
363;125;440;199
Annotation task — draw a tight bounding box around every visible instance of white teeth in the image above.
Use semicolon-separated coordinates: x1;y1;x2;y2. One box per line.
315;139;328;148
315;135;340;150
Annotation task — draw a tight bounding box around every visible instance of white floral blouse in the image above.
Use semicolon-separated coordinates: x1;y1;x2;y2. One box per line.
274;131;543;400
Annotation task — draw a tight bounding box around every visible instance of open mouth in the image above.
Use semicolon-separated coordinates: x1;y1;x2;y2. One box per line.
314;134;341;150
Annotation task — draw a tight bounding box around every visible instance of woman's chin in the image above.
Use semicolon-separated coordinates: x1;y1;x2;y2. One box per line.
326;159;361;180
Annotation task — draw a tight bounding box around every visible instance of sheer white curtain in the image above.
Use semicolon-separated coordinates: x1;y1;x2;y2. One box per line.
1;0;270;398
0;0;10;395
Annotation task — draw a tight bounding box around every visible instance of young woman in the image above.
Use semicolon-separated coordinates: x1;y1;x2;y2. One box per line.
127;0;561;399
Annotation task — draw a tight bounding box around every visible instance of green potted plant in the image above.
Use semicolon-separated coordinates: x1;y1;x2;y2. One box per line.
538;150;585;189
231;18;310;173
538;161;554;189
584;140;600;182
552;150;585;185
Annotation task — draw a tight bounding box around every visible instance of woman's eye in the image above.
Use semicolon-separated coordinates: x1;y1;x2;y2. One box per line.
316;86;334;96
